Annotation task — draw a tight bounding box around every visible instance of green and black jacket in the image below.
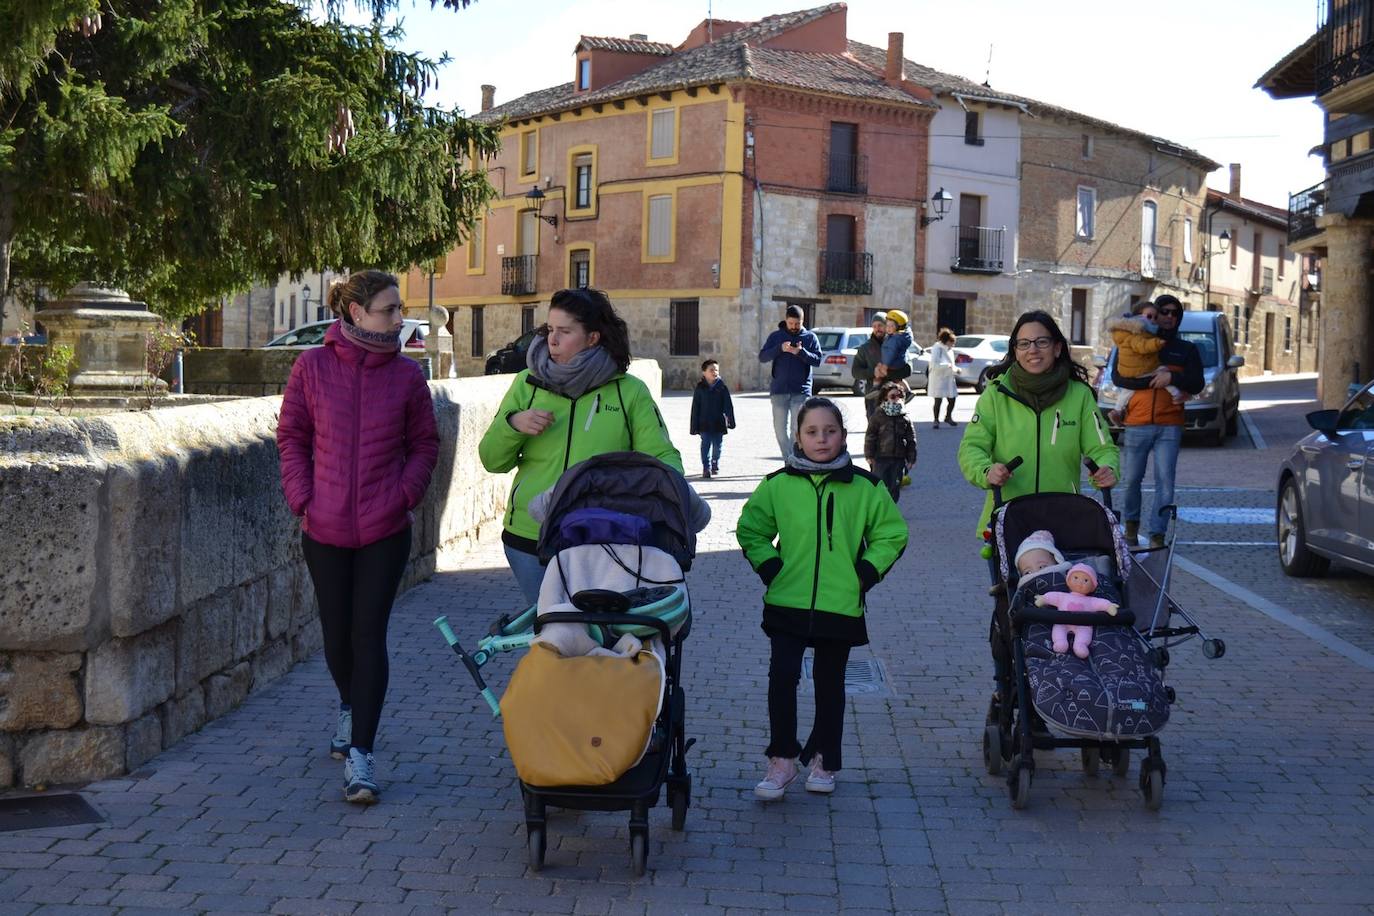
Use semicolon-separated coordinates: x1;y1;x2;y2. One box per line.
736;461;908;646
479;370;683;551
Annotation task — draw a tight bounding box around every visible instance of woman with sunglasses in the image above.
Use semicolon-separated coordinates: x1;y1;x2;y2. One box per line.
957;310;1119;551
478;288;683;605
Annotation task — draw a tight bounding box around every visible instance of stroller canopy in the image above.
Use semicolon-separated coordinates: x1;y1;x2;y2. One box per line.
994;492;1130;584
536;452;699;570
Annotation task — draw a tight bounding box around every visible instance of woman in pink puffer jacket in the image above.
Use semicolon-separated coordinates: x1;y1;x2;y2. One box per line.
276;269;439;806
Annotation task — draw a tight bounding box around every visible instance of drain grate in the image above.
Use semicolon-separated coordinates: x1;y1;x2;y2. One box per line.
0;794;104;833
802;655;891;697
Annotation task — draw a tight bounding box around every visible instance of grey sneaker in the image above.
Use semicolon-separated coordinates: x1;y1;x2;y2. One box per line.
344;748;379;804
330;707;351;760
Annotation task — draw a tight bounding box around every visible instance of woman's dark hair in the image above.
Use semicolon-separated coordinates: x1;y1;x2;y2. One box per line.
546;288;631;371
796;396;846;433
327;270;398;325
937;327;955;345
987;309;1090;385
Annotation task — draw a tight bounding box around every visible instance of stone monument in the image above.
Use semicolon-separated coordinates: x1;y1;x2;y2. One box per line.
35;283;167;393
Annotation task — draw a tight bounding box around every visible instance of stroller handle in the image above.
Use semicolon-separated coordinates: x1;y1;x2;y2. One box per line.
534;610;673;645
433;616;502;718
991;456;1024;510
1084;458;1114;512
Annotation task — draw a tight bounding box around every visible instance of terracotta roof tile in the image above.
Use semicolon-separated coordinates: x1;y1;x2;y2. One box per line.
576;36;674;56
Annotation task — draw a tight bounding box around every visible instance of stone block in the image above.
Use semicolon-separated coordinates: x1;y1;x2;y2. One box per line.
205;662;251;720
0;652;83;730
125;711;162;771
251;639;293;690
19;725;124;786
176;591;236;695
292;618;323;661
0;431;103;650
161;687;206;747
84;626;176;725
235;577;268;660
106;454;182;637
289;563;317;633
265;566;293;639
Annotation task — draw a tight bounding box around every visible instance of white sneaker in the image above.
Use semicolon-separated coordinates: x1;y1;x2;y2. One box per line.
805;763;836;794
753;757;798;800
330;707;351;760
344;748;379;804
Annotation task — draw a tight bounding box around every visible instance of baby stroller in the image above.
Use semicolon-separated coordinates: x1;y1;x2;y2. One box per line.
434;452;696;876
982;459;1226;810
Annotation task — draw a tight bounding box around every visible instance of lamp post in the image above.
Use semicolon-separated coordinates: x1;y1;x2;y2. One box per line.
921;187;953;228
524;186;559;229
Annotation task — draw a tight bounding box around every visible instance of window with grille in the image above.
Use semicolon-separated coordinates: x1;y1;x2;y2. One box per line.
650;109;675;160
522;306;536;335
574;155;593;209
520;130;537;176
647;194;673;258
1076;187;1095;238
1233;304;1241;335
570;249;590;288
1070;289;1088;344
670;299;699;355
1284;316;1292;351
470;306;485;357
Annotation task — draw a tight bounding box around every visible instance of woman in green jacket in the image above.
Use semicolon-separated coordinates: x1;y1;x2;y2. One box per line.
479;288;683;604
957;310;1119;570
737;397;908;800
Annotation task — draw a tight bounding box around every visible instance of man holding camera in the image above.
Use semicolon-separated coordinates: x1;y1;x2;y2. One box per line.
758;304;822;460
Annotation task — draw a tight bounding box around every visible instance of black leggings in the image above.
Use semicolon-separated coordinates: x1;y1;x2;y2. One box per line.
765;632;852;771
933;397;957;421
302;527;411;753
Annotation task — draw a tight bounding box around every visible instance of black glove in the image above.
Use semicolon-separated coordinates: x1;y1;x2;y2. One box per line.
756;556;783;586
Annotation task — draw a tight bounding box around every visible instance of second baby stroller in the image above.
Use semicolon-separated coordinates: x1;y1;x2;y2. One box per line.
435;452;699;875
982;460;1225;810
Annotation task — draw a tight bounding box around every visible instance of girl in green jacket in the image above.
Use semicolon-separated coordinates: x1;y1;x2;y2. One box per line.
479;289;683;604
737;397;908;800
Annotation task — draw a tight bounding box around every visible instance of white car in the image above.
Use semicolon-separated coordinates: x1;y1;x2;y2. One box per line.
264;318;429;350
812;326;930;395
952;334;1011;393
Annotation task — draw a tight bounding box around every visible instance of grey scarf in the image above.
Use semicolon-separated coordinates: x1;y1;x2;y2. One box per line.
526;335;621;399
786;446;853;474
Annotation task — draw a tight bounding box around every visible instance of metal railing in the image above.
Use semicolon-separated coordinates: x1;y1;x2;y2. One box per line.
1140;242;1173;280
817;250;873;295
1289;180;1327;242
825;153;868;195
950;225;1005;273
1316;0;1374;94
501;255;537;297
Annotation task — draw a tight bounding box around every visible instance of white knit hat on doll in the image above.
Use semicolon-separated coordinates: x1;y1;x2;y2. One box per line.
1013;529;1065;570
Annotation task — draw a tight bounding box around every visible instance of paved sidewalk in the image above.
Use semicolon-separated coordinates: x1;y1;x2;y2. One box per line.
2;387;1373;915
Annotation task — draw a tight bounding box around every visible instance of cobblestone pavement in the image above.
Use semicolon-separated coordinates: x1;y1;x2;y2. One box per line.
2;377;1373;915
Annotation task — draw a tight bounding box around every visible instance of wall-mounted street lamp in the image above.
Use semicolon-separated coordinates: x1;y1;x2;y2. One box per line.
1217;228;1231;253
524;186;559;228
921;187;953;228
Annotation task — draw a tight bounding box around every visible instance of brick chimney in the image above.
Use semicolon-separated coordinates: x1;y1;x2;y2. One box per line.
481;84;495;112
886;32;905;85
1229;162;1242;198
629;33;648;40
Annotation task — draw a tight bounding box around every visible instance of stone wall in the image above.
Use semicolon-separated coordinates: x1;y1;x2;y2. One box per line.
178;347;456;397
0;361;662;788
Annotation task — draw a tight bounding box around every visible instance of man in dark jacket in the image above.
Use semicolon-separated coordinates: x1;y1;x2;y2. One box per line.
758;304;822;459
850;316;887;418
1111;294;1204;547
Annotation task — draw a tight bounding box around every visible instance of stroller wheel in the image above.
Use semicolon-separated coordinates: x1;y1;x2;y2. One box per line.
1140;760;1165;810
1203;638;1226;659
983;725;1004;776
527;827;546;872
1111;746;1131;778
1008;757;1032;810
630;831;648;877
1080;746;1100;776
670;787;689;831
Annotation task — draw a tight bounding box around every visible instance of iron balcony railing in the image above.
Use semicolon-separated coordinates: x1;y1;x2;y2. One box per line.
1140;242;1173;280
825;153;868;195
950;225;1005;273
501;254;537;297
1289;180;1327;242
817;250;873;295
1316;0;1374;94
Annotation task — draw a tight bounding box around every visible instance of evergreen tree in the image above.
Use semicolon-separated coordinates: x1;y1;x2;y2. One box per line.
1;1;498;322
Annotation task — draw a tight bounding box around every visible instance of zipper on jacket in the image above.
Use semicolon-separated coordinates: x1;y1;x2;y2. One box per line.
1034;409;1043;493
352;360;364;546
563;397;578;472
825;493;835;552
809;479;824;614
506;481;520;525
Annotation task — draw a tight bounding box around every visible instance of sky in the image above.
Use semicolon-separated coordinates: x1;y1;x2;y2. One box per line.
366;0;1325;207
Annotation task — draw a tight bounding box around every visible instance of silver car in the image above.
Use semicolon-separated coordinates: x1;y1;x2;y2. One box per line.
952;334;1010;392
1276;379;1374;578
810;327;930;396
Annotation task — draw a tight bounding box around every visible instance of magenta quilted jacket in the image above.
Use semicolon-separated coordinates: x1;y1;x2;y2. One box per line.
277;323;440;549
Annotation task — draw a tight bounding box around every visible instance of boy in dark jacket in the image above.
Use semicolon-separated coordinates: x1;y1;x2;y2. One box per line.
864;382;917;501
689;359;736;478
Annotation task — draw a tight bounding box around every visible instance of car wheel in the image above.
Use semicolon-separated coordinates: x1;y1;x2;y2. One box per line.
975;370;990;394
1225;407;1238;437
853;379;867;398
1278;478;1330;577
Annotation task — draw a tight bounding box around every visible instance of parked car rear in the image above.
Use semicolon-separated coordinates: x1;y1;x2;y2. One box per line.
484;328;539;375
952;334;1010;392
811;326;872;395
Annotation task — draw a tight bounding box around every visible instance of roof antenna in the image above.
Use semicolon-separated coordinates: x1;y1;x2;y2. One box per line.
983;43;993;88
707;0;713;43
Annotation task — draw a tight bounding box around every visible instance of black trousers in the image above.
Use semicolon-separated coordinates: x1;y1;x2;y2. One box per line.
765;631;852;771
302;527;411;753
871;457;905;502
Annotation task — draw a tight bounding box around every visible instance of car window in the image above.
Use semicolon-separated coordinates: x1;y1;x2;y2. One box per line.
845;333;869;349
268;331;299;347
1338;386;1374;429
1179;331;1218;368
815;332;843;351
990;339;1008;353
954;336;983;348
288;323;329;346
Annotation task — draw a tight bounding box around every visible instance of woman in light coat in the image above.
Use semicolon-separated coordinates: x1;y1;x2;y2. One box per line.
928;327;959;428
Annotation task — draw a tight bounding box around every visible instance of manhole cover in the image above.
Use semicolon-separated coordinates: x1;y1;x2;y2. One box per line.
802;656;891;697
0;794;104;833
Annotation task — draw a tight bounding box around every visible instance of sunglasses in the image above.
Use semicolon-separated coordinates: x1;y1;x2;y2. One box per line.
1157;307;1182;316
